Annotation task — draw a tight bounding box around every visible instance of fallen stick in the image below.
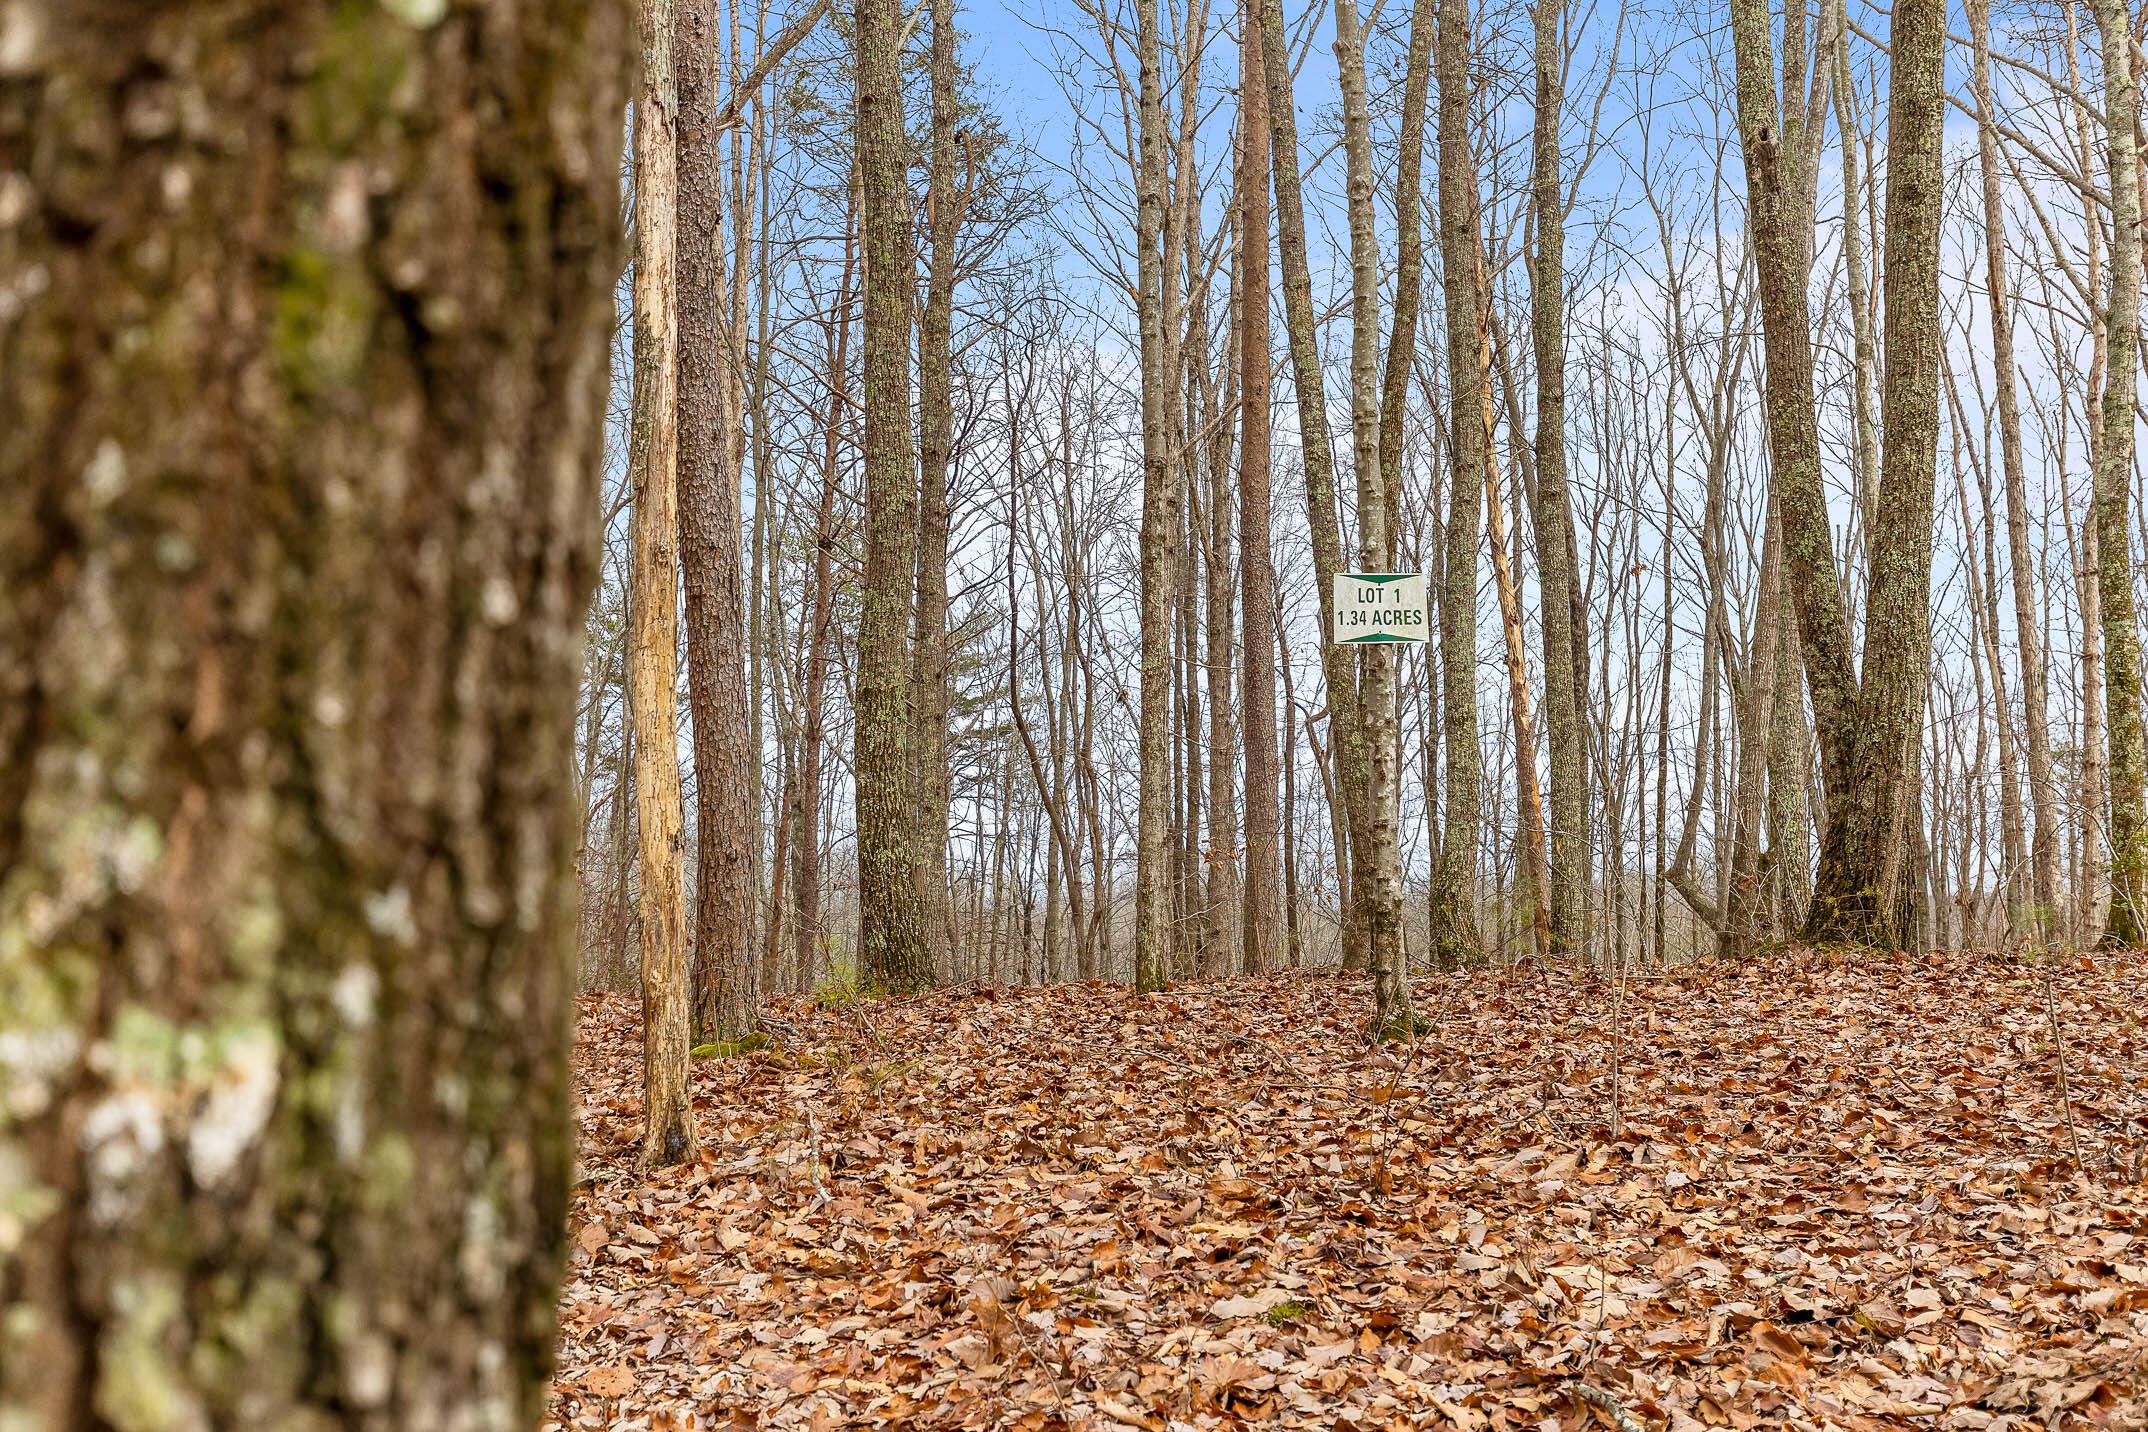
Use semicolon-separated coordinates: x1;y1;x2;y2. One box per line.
2038;961;2088;1177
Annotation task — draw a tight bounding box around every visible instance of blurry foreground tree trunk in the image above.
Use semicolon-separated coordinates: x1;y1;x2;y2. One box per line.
0;0;627;1422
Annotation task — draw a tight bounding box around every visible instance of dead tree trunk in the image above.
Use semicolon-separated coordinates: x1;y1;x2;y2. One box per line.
629;0;699;1163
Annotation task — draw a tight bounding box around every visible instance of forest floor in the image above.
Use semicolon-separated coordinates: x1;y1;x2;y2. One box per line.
547;949;2148;1432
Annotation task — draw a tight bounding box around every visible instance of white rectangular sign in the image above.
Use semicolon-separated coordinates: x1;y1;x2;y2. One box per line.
1332;572;1430;644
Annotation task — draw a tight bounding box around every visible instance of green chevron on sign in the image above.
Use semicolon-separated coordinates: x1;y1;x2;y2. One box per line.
1333;572;1430;644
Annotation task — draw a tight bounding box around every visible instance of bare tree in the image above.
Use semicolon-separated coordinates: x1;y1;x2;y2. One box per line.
913;0;966;955
1530;0;1588;955
2089;0;2146;944
856;0;935;989
1432;0;1487;966
1132;0;1182;992
629;0;699;1162
1238;0;1284;973
677;0;758;1040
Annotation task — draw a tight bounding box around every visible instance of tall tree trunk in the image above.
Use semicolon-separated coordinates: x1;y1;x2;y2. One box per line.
1238;0;1283;973
1276;578;1307;966
2079;509;2110;940
629;0;700;1164
2092;0;2147;945
1725;505;1785;957
1805;0;1946;947
1831;10;1881;540
912;0;962;954
677;0;756;1041
1530;0;1587;955
792;233;851;992
1767;599;1814;931
0;0;626;1419
1202;254;1243;975
1132;0;1179;993
1481;324;1553;963
1961;426;2027;932
1968;0;2061;932
1432;0;1486;966
1335;0;1415;1033
1258;0;1373;971
855;0;934;989
1728;0;1856;808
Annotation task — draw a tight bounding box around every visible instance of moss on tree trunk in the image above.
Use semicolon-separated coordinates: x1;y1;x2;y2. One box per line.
0;0;628;1422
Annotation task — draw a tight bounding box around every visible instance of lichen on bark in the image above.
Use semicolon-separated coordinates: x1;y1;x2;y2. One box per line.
1;0;629;1424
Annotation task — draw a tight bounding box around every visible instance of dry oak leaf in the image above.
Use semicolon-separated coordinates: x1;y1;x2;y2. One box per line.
582;1365;635;1398
1746;1320;1805;1364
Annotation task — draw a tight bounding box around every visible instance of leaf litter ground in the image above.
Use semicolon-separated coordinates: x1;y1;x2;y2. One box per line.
550;949;2148;1432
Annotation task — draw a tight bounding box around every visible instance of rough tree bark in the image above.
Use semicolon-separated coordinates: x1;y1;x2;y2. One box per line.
1335;0;1415;1034
0;0;627;1422
912;0;963;956
1530;0;1588;955
1728;0;1854;803
1804;0;1947;948
1377;0;1437;985
1967;0;2061;932
1258;0;1373;971
855;0;935;989
2091;0;2146;946
629;0;700;1164
1378;0;1435;574
1238;0;1283;974
1433;0;1487;966
1132;0;1178;993
677;0;756;1041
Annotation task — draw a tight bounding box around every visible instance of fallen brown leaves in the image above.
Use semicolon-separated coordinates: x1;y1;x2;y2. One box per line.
548;948;2148;1432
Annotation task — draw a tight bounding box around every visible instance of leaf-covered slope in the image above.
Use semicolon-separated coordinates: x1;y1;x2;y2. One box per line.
550;950;2148;1431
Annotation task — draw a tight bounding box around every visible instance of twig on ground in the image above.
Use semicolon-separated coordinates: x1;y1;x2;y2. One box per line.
2038;961;2088;1176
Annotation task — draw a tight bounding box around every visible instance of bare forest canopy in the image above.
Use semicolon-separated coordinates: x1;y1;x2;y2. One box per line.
588;0;2148;1048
